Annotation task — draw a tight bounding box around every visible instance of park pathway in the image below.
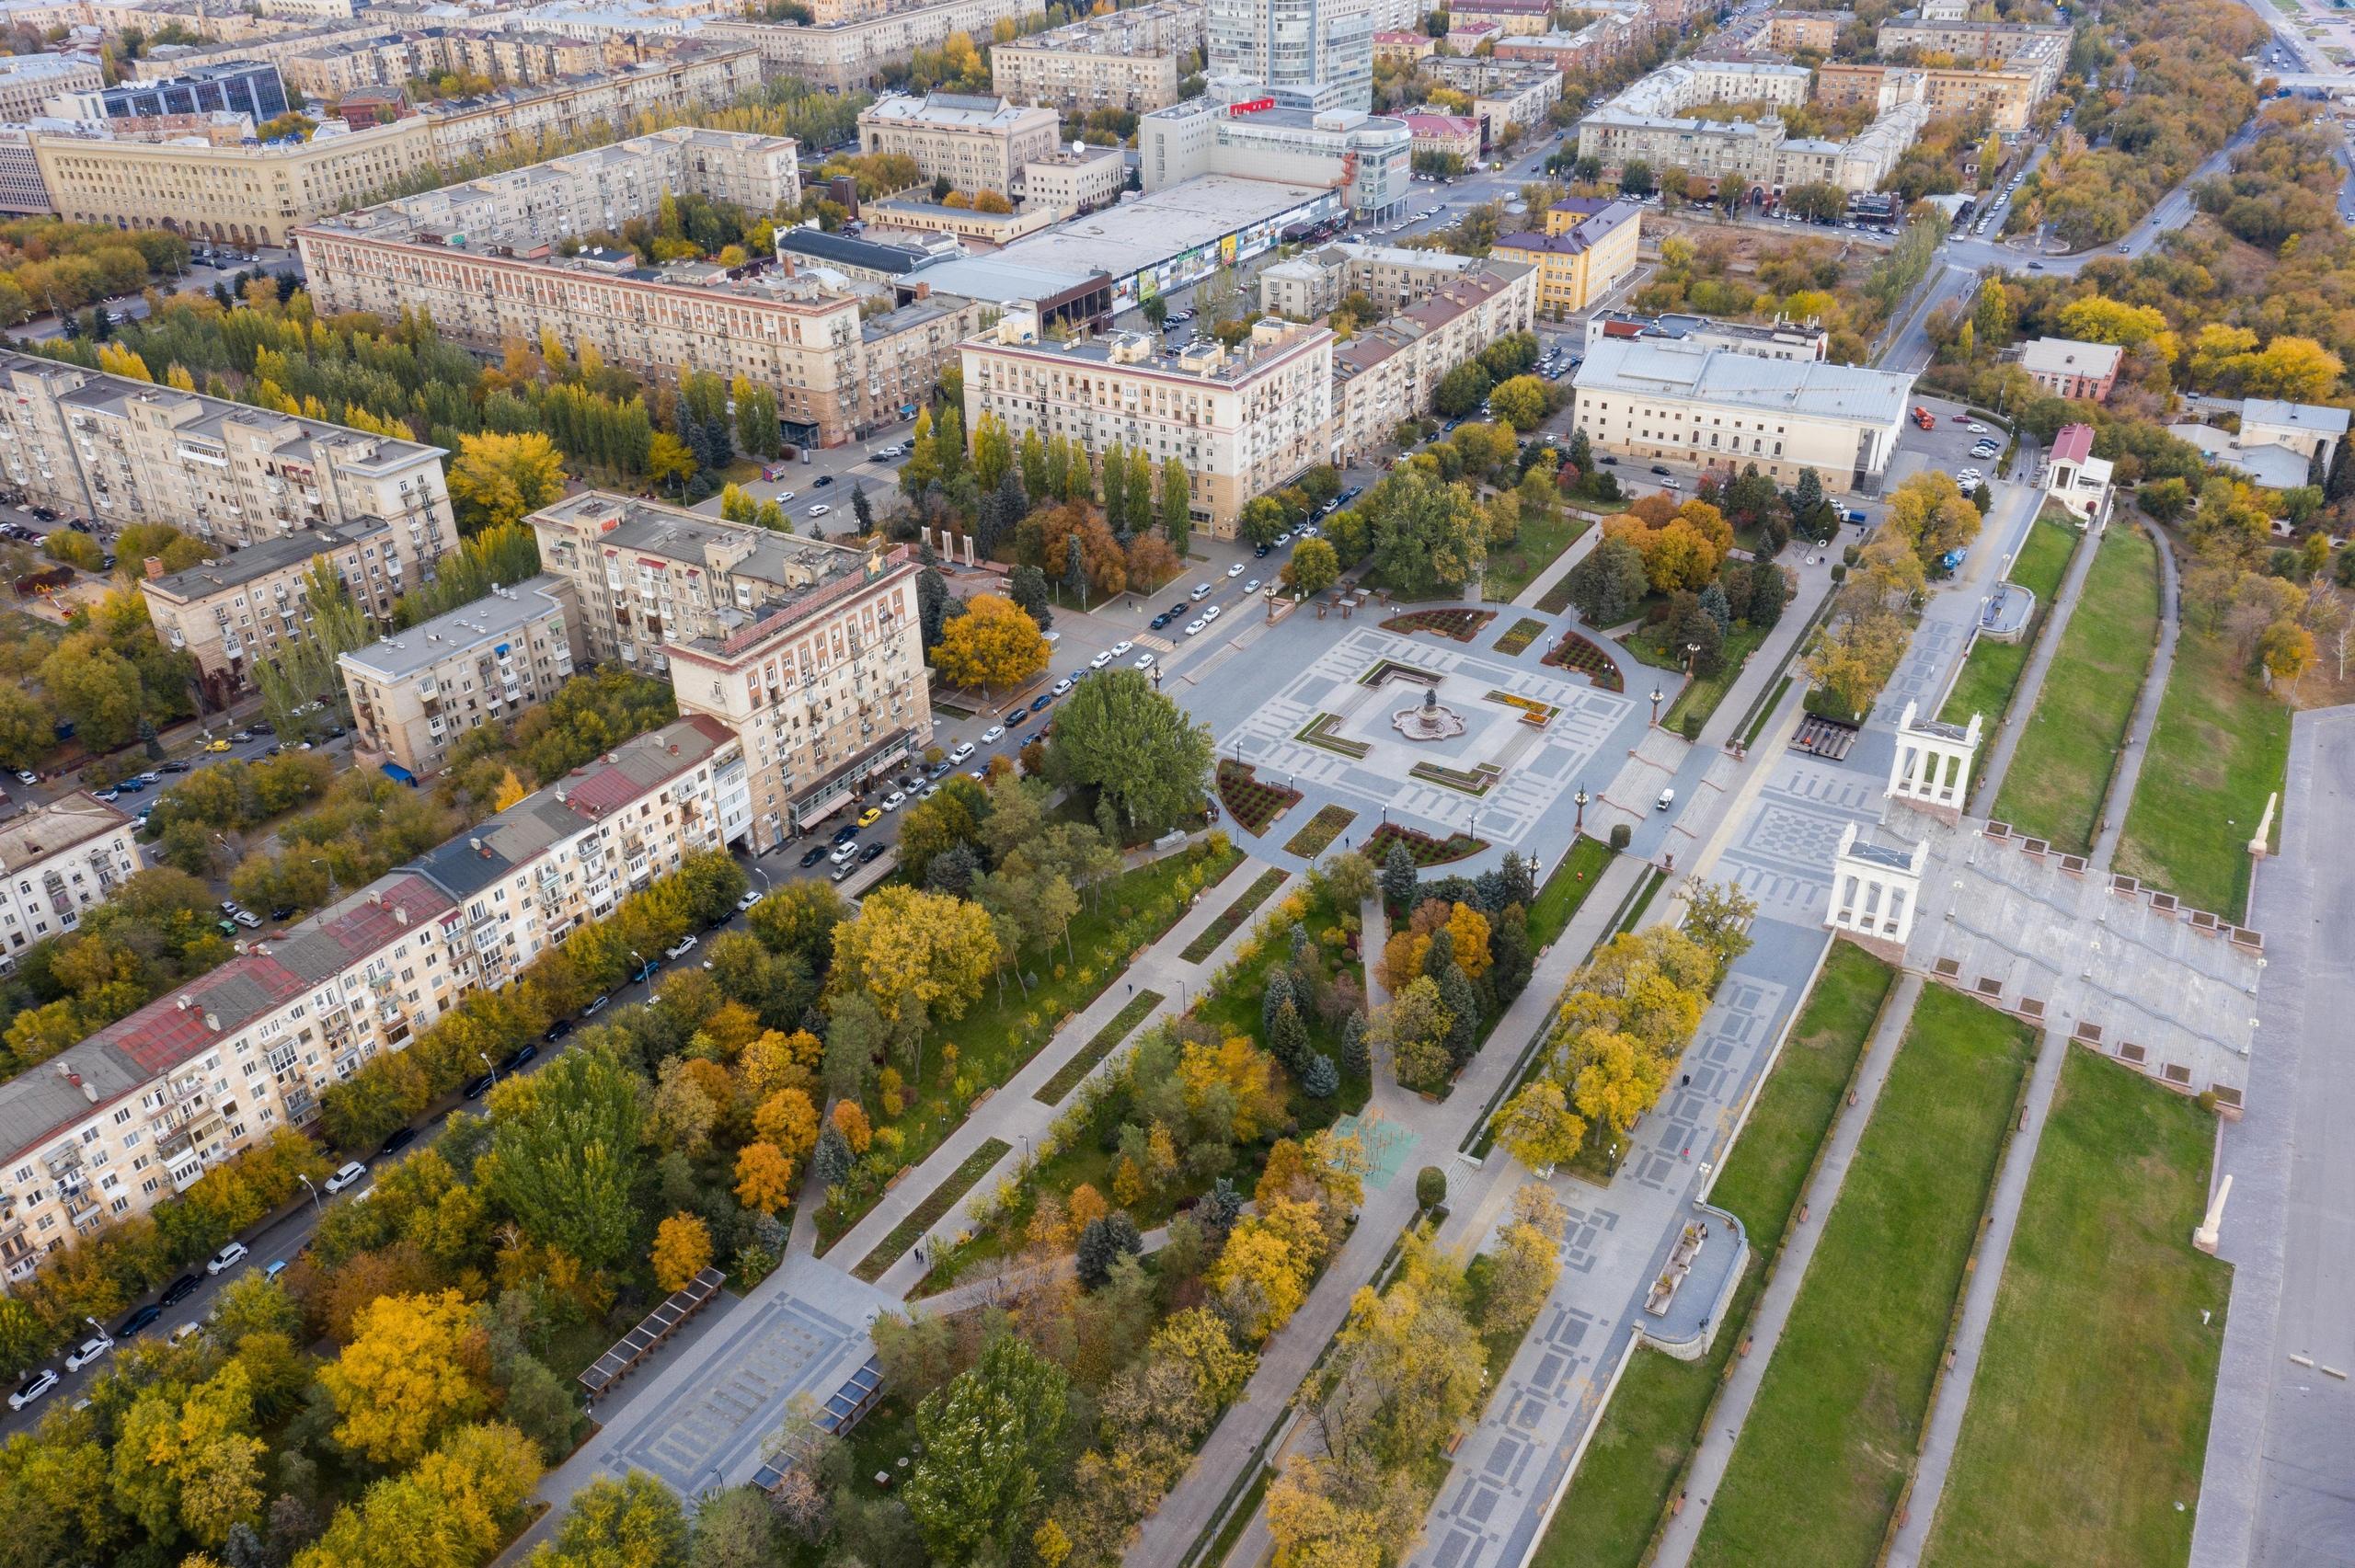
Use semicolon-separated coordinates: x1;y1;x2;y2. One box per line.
1650;974;1924;1566
1963;506;2102;818
2091;521;2179;869
1881;1022;2068;1568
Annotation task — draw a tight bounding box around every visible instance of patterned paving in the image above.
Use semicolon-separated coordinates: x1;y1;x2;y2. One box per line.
1713;758;1884;923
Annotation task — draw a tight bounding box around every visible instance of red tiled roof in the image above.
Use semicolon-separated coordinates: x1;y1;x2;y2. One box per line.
2050;422;2096;464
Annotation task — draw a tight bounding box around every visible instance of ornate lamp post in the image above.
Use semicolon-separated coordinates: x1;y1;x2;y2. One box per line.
1573;783;1589;836
1650;686;1664;727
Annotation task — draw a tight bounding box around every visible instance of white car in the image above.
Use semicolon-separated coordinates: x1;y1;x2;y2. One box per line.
324;1160;368;1195
11;771;31;785
1109;640;1132;657
1088;650;1114;670
64;1335;111;1373
737;888;764;911
1132;651;1155;670
1202;604;1222;623
881;790;906;811
1184;617;1207;635
1275;531;1293;545
1225;563;1244;578
830;841;858;866
1051;677;1073;695
8;1369;55;1412
980;725;1005;744
809;504;831;517
1041;630;1061;644
206;1241;247;1276
167;1323;202;1349
949;741;975;763
1190;582;1213;601
1966;423;1989;434
664;934;698;959
1243;578;1261;594
776;490;796;502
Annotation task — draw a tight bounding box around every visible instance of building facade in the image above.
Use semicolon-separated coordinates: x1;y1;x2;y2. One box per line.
0;714;741;1283
0;53;102;121
530;492;930;849
2018;336;2122;403
963;312;1335;535
1570;335;1912;486
1329;262;1537;460
339;576;581;781
65;59;290;122
1258;239;1492;318
1206;0;1373;111
857;91;1061;199
0;793;140;972
0;129;50;215
1448;0;1556;34
988;2;1205;113
702;0;1040;93
1141;97;1410;220
1815;59;2039;132
0;353;456;552
1490;195;1642;316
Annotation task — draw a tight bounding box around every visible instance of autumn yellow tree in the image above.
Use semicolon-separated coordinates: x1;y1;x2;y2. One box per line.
735;1139;796;1214
1488;1079;1585;1172
1210;1219;1310;1341
827;883;997;1028
651;1213;713;1292
319;1289;491;1465
830;1096;873;1154
448;430;567;533
756;1086;821;1162
930;591;1050;693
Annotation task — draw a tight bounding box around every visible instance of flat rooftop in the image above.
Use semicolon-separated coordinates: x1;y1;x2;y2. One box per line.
339;574;569;682
1575;335;1911;427
144;520;385;601
952;175;1327;284
0;791;130;875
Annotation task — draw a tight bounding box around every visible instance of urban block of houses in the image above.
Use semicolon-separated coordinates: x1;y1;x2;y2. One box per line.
1489;195;1643;316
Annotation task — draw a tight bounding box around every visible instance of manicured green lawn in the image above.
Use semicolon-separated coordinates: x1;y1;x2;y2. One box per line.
1922;1050;2229;1568
2113;626;2291;922
1661;620;1770;733
1535;944;1893;1568
1526;834;1615;948
1990;521;2160;853
1690;985;2036;1568
1939;519;2081;732
1485;508;1593;603
815;841;1239;1248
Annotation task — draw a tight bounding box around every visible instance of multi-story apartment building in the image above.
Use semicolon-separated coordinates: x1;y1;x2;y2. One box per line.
1447;0;1557;36
1493;16;1649;74
1206;0;1373;111
1017;145;1129;217
281;27;607;100
1329;262;1537;461
298;131;984;449
58;59;291;123
0;53;102;121
1419;56;1564;136
0;793;140;971
0;712;742;1283
1815;60;2039;132
964;311;1335;537
1578;58;1927;194
1142;97;1410;222
1874;16;2069;96
1259;239;1494;318
0;353;456;552
856;92;1061;199
139;517;454;701
29;44;764;245
1490;194;1642;316
530;493;929;848
989;1;1205;113
1569;335;1913;486
1763;8;1844;52
702;0;1038;94
339;576;581;781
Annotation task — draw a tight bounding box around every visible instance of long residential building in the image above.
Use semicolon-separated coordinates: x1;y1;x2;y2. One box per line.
1815;59;2042;132
0;712;745;1284
339;575;582;782
298;130;985;448
963;310;1336;536
1330;260;1538;462
857;91;1061;200
0;792;140;973
0;352;457;554
531;492;932;849
1490;194;1642;316
1577;58;1928;194
988;1;1206;113
0;53;102;121
1873;16;2070;96
702;0;1039;93
29;43;764;246
1569;334;1912;486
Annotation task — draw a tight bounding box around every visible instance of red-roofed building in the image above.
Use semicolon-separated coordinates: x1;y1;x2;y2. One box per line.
2044;422;2112;523
1374;29;1437;63
1405;112;1482;163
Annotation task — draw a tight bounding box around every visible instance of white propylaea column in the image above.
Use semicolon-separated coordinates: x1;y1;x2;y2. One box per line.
1826;822;1931;950
1887;699;1983;817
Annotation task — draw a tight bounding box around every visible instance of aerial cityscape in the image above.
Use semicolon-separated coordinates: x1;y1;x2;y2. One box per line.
0;0;2331;1561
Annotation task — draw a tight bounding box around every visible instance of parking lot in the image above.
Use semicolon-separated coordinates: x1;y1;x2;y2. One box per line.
1882;393;2015;494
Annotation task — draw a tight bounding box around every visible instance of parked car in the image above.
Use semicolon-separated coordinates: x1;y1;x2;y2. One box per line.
1087;651;1114;670
664;934;698;960
1190;582;1213;600
856;806;883;829
65;1336;111;1373
1028;693;1053;714
232;910;262;929
500;1042;539;1073
859;841;887;864
980;725;1005;744
1648;464;1671;476
158;1273;200;1307
737;888;764;911
830;841;859;866
206;1242;248;1276
1226;563;1244;578
9;1369;56;1412
798;843;828;867
1133;651;1155;670
167;1323;202;1348
1052;677;1074;695
463;1070;497;1100
113;1304;161;1340
324;1160;368;1194
377;1127;417;1158
1110;640;1133;657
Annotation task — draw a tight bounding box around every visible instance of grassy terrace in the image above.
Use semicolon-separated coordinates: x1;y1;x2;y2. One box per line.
1536;943;1894;1568
1922;1051;2229;1568
1691;985;2036;1568
1990;521;2161;853
1938;517;2080;735
1526;834;1615;949
814;840;1240;1249
2114;624;2290;921
1485;508;1593;603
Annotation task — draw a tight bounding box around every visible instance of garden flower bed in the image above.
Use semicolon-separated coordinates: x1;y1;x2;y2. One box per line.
1486;690;1558;727
1217;759;1302;835
1380;607;1495;642
1283;804;1358;858
1363;821;1487;866
1543;630;1626;692
1494;617;1548;655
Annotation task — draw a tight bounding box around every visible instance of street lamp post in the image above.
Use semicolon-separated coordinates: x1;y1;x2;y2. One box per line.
1574;783;1589;836
479;1051;495;1091
1649;686;1664;727
1684;642;1701;677
297;1174;319;1214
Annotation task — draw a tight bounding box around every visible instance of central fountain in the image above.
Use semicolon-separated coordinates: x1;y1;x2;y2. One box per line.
1392;684;1466;741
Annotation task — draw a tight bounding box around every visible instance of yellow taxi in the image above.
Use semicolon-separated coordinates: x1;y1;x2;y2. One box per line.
856;807;883;829
203;738;232;753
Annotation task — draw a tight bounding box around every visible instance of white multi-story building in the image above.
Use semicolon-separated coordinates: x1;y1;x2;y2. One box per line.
963;311;1336;536
856;91;1061;199
530;493;931;849
1142;96;1409;221
1570;335;1913;487
1329;261;1538;461
0;352;458;551
339;576;582;782
988;1;1206;112
0;712;743;1286
1578;59;1927;195
1206;0;1373;111
0;793;140;971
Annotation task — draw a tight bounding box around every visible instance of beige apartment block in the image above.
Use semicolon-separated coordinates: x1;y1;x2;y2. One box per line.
531;492;931;849
1330;263;1537;462
989;1;1204;112
139;518;451;702
1763;9;1845;52
339;575;580;780
1019;145;1128;216
0;792;140;971
0;712;743;1284
0;353;456;552
1816;59;2037;132
704;0;1039;93
283;27;608;99
0;53;101;120
1259;239;1494;319
963;312;1335;538
858;91;1061;199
